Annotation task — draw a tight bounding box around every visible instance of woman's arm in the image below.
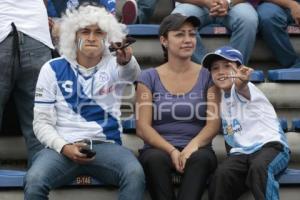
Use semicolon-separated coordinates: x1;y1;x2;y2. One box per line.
179;85;221;170
136;83;182;171
136;83;176;154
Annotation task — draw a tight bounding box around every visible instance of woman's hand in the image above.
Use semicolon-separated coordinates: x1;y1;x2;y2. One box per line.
170;148;183;173
179;140;199;172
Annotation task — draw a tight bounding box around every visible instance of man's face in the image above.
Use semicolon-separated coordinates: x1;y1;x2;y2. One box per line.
76;24;107;59
210;59;237;92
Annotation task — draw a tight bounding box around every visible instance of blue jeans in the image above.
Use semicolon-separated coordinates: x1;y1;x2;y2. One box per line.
0;33;51;165
137;0;158;23
24;143;145;200
257;2;300;68
172;3;258;64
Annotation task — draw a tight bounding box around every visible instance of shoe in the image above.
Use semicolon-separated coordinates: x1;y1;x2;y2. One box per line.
121;0;138;24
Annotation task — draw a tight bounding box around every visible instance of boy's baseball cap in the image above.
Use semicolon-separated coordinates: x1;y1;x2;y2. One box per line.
201;46;244;71
159;13;200;36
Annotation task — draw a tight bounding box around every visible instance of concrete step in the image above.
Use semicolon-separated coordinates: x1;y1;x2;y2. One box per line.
1;133;300;168
1;186;300;200
130;34;300;71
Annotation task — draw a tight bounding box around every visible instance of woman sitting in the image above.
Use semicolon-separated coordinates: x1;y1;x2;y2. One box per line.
135;13;220;200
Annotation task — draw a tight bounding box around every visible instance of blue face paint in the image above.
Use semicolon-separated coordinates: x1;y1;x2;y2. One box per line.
77;38;84;52
77;36;105;54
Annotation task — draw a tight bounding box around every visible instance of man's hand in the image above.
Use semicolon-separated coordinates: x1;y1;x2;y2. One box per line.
209;0;229;17
116;46;132;65
110;38;135;65
61;143;95;164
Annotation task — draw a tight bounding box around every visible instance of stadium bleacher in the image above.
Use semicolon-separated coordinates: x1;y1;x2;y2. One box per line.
268;68;300;82
1;0;300;199
292;119;300;132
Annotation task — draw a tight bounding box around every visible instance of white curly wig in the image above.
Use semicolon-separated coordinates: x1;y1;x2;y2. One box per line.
59;5;128;61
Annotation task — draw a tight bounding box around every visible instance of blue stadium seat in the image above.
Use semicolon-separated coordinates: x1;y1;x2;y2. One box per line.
0;170;105;188
127;24;299;37
128;24;159;36
268;68;300;82
121;116;136;133
292;118;300;132
1;168;299;188
278;169;300;185
127;24;231;36
279;118;288;132
250;70;264;83
0;170;25;187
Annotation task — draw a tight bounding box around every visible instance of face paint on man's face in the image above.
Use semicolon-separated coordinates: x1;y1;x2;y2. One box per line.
77;37;105;52
77;38;84;52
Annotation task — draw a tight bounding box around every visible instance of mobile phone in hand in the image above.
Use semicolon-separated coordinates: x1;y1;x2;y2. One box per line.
109;37;136;52
80;146;96;158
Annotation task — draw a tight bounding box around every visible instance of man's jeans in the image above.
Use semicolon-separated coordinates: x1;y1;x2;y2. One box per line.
257;2;300;68
172;3;258;64
137;0;158;23
24;143;145;200
0;33;51;164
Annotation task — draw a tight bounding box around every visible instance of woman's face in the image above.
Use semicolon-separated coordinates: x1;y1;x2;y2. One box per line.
161;22;197;60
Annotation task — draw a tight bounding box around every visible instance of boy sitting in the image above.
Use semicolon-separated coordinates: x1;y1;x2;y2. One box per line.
202;46;290;200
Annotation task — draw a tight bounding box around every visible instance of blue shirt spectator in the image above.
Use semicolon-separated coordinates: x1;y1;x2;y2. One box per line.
257;0;300;68
47;0;116;17
172;0;258;64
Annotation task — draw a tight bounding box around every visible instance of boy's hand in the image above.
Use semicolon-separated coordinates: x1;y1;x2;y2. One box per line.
226;63;253;99
232;64;253;82
225;63;253;83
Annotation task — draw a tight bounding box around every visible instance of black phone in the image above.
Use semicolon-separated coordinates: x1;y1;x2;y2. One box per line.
80;146;96;158
109;37;136;52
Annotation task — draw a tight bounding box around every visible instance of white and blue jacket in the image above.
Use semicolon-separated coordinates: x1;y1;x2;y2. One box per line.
33;55;140;153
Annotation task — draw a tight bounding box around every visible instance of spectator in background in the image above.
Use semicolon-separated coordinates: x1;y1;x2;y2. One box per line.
136;13;220;200
24;4;144;199
172;0;258;64
0;0;53;165
118;0;164;24
202;46;290;200
47;0;116;17
257;0;300;69
46;0;116;56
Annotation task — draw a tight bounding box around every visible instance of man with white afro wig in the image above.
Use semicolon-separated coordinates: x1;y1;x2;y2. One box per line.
24;3;145;200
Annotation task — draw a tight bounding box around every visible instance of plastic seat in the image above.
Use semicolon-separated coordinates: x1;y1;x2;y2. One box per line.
268;68;300;82
292;118;300;132
250;70;264;83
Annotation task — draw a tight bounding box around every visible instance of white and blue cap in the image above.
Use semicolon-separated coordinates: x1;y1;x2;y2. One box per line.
201;46;243;71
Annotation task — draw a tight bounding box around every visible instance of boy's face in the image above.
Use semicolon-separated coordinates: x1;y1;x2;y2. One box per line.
210;59;238;92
